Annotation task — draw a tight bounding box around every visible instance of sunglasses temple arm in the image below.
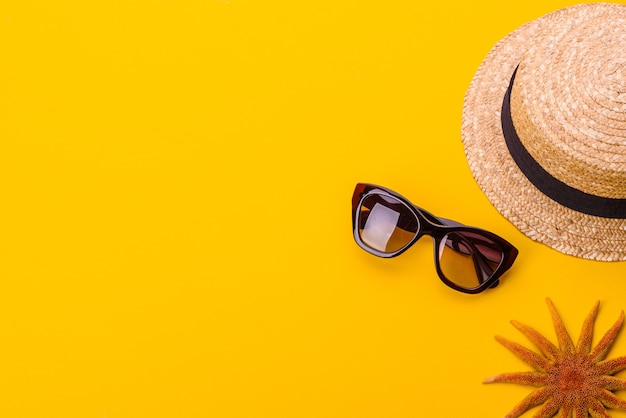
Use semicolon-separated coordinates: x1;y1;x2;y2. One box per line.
449;235;496;284
462;240;496;284
418;209;506;282
416;207;509;288
439;217;499;280
473;251;496;284
440;217;505;262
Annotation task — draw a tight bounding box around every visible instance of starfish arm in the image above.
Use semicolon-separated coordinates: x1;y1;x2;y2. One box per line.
576;300;600;354
546;298;575;353
598;388;626;410
586;400;611;418
511;320;560;361
573;402;588;418
557;406;571;418
597;355;626;375
495;335;551;372
532;397;561;418
483;371;548;386
590;310;625;362
597;375;626;391
502;387;553;418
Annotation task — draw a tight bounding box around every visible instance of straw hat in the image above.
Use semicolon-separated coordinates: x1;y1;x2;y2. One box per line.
462;3;626;261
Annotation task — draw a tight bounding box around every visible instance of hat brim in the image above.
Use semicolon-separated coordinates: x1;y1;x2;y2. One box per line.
462;3;626;261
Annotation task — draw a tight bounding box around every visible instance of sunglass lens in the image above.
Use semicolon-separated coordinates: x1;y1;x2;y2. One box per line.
358;194;419;253
438;231;504;290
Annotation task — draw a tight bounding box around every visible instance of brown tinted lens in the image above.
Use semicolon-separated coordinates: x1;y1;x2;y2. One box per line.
438;231;504;289
358;194;418;253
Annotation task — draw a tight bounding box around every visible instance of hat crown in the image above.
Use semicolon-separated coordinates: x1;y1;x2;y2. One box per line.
510;8;626;199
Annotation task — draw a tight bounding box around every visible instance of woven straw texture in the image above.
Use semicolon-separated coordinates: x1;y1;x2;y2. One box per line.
462;3;626;261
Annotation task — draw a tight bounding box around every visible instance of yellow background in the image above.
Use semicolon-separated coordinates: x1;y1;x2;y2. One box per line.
1;0;626;417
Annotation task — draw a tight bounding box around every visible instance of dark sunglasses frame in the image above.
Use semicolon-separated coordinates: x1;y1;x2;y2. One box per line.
352;183;518;294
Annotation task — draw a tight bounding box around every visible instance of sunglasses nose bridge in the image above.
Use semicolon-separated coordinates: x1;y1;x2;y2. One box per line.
415;223;438;239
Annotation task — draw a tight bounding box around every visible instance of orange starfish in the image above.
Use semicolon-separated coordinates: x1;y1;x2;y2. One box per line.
484;298;626;418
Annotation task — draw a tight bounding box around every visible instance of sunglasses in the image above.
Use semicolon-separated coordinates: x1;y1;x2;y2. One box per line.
352;183;518;294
